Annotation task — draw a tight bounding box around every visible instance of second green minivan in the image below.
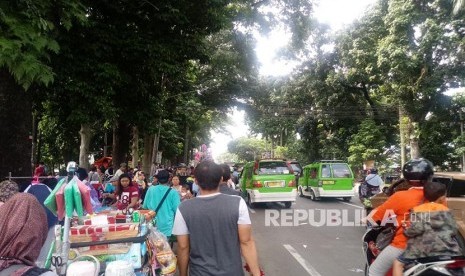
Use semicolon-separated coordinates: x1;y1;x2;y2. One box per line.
298;160;354;201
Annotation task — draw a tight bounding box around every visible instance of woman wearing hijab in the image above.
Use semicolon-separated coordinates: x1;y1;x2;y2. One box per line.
0;193;56;276
0;180;19;207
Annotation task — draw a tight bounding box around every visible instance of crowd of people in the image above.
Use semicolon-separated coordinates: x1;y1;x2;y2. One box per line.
3;157;463;275
0;160;261;276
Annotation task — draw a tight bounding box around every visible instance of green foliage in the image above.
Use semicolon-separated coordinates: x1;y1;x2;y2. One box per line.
216;152;239;163
5;0;465;170
227;137;266;161
348;119;386;167
246;0;465;169
274;146;288;159
0;0;86;89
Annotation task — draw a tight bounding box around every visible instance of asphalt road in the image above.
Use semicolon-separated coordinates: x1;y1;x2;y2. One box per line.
250;189;367;276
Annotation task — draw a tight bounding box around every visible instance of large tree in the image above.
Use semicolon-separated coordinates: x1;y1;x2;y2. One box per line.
377;0;465;159
0;1;85;179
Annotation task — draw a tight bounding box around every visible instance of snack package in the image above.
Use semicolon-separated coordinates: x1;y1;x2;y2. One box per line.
55;182;68;220
146;225;176;275
75;178;94;215
44;177;66;215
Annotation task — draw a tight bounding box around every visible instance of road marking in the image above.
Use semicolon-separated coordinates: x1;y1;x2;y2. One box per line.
339;201;363;209
248;207;256;214
283;244;322;276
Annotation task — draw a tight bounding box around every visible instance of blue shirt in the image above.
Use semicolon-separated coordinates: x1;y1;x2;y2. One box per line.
24;183;57;229
143;184;180;237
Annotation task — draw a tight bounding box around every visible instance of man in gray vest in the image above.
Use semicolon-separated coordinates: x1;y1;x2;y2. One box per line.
219;163;241;196
172;160;261;276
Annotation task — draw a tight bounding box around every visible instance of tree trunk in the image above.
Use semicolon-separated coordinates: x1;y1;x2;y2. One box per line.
361;83;380;123
409;120;421;159
0;69;32;179
103;132;109;157
112;120;130;170
131;126;139;169
410;137;421;159
79;123;94;170
37;129;42;165
142;133;153;175
399;106;407;167
31;112;39;169
183;124;189;164
152;118;162;166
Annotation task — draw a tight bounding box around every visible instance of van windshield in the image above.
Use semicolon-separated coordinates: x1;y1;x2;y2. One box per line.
331;164;352;178
258;162;290;175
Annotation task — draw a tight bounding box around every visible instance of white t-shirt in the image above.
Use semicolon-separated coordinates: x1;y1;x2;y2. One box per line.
172;193;251;235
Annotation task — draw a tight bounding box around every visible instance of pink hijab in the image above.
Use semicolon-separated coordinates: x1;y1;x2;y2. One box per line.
0;193;48;271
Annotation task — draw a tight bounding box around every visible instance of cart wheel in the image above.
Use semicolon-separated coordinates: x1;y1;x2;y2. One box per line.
343;197;351;202
284;202;292;208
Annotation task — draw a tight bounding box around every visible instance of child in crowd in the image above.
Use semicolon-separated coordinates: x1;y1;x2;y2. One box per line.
393;181;462;276
102;175;118;206
180;185;193;201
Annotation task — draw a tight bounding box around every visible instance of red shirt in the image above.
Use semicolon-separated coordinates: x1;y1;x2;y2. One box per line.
117;185;139;210
34;166;45;176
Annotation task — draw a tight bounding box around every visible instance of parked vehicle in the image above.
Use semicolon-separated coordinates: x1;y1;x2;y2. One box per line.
298;160;354;201
240;159;297;208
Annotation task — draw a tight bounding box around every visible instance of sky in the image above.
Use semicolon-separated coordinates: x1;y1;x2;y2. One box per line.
210;0;377;161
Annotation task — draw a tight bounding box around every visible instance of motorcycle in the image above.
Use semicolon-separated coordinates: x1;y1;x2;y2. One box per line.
362;226;465;276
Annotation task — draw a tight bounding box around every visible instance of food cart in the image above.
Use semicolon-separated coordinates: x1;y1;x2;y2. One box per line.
43;162;176;276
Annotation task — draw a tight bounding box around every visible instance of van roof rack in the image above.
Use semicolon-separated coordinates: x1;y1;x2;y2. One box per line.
316;160;345;163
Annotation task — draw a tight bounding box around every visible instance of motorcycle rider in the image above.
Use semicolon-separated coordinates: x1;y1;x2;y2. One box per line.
366;158;434;276
359;168;383;212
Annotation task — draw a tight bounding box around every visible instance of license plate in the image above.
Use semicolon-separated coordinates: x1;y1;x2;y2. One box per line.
266;181;283;187
322;180;335;185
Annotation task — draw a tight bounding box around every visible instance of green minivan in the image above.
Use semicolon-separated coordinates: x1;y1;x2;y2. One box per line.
240;159;297;208
298;160;354;201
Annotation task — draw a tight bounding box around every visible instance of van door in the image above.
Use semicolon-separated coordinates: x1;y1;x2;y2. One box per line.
240;165;249;192
245;164;253;190
301;168;309;187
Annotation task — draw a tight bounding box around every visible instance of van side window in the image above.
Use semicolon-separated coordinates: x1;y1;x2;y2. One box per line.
310;168;317;179
321;165;331;178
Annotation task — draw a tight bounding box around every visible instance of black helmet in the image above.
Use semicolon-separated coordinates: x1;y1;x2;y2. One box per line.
369;168;378;174
402;158;434;182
